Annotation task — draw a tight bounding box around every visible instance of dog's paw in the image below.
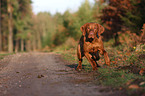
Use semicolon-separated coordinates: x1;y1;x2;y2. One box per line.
106;62;110;66
76;68;82;72
92;67;98;70
77;69;82;71
97;64;101;67
76;66;82;71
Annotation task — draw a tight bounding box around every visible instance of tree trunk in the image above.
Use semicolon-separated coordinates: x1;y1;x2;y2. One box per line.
114;33;120;46
0;30;2;52
3;36;7;51
37;32;41;50
0;1;2;52
26;40;31;52
21;39;24;52
0;23;2;52
32;37;36;51
15;39;19;53
7;0;13;53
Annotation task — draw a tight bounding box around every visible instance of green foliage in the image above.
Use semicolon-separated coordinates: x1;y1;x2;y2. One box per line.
54;37;77;51
127;54;137;64
36;12;54;47
77;0;94;23
1;0;144;52
96;68;137;87
121;0;145;34
39;0;102;48
0;0;106;52
0;53;14;60
71;0;96;40
92;0;105;23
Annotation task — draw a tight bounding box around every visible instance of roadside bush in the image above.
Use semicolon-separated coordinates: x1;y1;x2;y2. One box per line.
55;37;77;51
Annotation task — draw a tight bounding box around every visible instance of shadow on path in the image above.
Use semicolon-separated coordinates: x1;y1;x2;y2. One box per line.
65;63;87;70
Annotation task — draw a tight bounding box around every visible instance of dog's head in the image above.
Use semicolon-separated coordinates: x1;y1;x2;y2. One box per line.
80;23;104;42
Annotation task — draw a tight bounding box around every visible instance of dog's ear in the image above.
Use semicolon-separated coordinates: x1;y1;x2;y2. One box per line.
97;24;105;37
80;23;88;36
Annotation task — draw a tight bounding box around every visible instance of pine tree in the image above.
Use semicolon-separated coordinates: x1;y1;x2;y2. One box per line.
121;0;145;35
14;0;32;52
1;0;8;51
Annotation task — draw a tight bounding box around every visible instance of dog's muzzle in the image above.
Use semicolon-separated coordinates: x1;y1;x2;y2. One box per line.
88;31;95;39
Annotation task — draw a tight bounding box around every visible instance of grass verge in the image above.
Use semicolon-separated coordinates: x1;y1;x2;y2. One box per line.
0;53;14;60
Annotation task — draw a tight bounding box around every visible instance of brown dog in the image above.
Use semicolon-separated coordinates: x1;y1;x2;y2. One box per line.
76;22;110;70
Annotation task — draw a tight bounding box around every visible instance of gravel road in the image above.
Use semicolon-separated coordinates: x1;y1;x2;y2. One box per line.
0;52;122;96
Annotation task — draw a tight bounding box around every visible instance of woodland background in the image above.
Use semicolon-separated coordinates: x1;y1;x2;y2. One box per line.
0;0;145;94
0;0;145;53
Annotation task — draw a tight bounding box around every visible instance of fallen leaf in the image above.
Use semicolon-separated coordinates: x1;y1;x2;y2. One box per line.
128;84;139;89
119;87;122;90
126;79;133;85
121;75;124;78
130;62;133;65
139;82;145;86
37;75;41;78
37;75;44;78
16;72;20;73
19;85;22;87
126;53;131;56
139;68;145;76
41;75;44;77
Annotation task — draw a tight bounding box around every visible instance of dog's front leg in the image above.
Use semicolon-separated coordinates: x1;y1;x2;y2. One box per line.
85;53;98;70
76;44;83;71
99;49;110;66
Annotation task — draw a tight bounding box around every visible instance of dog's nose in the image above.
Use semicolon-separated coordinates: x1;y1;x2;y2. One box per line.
90;32;94;35
89;31;94;35
88;31;95;38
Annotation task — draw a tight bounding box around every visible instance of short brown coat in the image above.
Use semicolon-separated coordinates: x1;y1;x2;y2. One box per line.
77;23;110;70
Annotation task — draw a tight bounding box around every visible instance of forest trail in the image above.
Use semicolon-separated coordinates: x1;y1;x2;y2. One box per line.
0;52;121;96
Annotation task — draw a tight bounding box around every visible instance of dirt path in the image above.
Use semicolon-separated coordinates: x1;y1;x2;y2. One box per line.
0;52;120;96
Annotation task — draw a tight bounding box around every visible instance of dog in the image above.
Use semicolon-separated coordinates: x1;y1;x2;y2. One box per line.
76;22;110;70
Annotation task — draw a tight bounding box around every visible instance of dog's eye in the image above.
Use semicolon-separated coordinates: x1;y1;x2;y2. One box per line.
87;27;90;29
94;27;97;29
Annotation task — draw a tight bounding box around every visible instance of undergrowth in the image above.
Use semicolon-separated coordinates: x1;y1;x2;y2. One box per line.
0;53;13;60
55;36;145;95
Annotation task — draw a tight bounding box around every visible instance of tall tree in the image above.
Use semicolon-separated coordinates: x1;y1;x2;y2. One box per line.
15;0;32;52
101;0;131;41
77;0;94;24
0;0;2;52
101;0;145;41
53;12;66;46
121;0;145;35
69;0;95;40
92;0;106;23
36;12;54;48
7;0;13;53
